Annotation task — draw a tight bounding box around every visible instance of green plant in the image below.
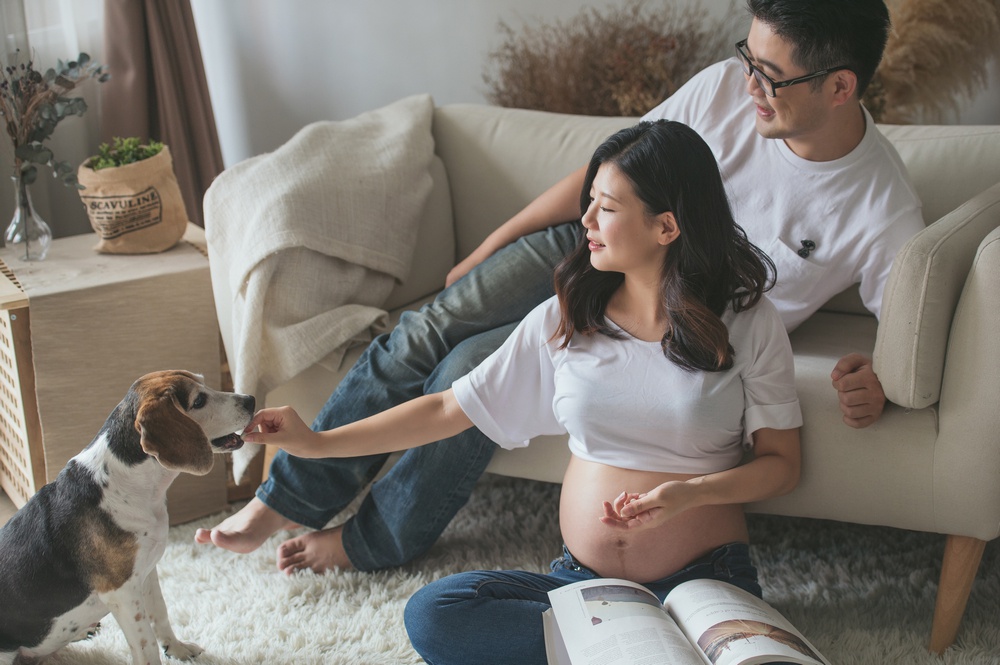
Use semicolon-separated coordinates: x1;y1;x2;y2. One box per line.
86;136;164;171
0;50;108;188
483;0;736;117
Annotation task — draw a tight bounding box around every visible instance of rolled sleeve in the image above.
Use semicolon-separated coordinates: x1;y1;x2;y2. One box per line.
740;298;803;446
451;298;565;449
744;402;803;441
452;374;530;450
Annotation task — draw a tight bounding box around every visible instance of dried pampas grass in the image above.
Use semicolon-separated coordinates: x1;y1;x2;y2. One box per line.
484;0;998;124
483;0;737;117
866;0;1000;123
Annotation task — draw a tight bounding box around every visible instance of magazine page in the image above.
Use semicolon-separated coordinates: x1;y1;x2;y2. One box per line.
547;578;705;665
664;579;831;665
543;609;573;665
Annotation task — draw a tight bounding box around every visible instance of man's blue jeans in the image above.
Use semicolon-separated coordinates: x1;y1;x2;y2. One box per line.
256;221;584;570
404;543;762;665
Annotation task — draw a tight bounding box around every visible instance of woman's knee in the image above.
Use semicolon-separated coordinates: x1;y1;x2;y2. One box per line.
404;576;474;661
405;570;554;664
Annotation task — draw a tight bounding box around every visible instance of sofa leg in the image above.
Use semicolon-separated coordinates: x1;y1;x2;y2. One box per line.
929;534;986;654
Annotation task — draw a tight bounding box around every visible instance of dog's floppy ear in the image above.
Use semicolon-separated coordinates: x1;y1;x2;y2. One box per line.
135;392;214;475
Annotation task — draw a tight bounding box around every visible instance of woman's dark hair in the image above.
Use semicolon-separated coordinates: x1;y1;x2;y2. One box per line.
746;0;890;96
552;120;774;372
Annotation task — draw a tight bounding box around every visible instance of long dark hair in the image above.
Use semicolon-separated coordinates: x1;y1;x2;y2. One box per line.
552;120;774;372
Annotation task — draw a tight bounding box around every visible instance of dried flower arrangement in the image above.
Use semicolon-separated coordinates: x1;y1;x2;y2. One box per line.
0;51;109;188
486;0;998;125
483;0;735;117
864;0;1000;123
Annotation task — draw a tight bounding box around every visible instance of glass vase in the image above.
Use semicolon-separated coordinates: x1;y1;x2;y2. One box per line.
5;172;52;261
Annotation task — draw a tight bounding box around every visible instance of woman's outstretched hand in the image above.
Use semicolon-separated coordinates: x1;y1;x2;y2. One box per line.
242;406;322;458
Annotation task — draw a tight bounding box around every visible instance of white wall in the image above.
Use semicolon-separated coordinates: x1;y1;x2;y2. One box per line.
191;0;999;170
13;1;996;239
191;0;745;167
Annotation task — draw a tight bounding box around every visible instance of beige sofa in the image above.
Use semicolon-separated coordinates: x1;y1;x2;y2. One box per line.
206;102;1000;653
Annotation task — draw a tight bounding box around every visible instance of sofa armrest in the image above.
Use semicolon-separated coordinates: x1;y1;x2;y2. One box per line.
933;225;1000;539
874;181;1000;408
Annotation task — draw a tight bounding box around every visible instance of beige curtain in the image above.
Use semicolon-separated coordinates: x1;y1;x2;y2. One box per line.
100;0;222;227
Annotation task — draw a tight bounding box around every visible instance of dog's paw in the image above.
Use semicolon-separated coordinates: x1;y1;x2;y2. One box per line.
11;653;44;665
163;639;204;660
70;621;101;642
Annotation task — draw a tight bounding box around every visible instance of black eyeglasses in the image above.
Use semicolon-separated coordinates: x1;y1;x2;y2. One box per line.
735;39;851;97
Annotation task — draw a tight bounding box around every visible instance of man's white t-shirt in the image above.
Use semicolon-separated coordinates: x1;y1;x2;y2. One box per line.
453;296;803;474
642;59;924;331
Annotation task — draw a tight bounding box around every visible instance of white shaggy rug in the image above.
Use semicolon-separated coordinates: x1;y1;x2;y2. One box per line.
45;475;999;665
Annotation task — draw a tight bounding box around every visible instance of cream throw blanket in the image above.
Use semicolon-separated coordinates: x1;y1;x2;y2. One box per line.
205;94;436;481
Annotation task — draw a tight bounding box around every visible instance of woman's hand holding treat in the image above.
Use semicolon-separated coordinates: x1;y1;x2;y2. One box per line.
242;406;323;458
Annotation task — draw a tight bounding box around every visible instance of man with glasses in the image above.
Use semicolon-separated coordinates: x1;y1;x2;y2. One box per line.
735;39;852;98
198;0;922;576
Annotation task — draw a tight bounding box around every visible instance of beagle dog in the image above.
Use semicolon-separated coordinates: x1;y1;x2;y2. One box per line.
0;370;255;665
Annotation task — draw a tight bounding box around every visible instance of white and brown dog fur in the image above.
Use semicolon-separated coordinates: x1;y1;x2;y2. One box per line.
0;370;255;665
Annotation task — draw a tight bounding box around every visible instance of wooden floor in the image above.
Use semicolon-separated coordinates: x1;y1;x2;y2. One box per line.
1;490;16;526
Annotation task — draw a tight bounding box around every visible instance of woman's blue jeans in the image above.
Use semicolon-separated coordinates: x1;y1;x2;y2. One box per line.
256;222;583;570
404;543;762;665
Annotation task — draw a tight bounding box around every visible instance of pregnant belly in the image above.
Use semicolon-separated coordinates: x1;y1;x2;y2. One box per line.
558;455;749;583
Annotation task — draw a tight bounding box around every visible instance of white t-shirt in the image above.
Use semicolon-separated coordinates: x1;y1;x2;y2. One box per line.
642;59;924;331
453;296;803;474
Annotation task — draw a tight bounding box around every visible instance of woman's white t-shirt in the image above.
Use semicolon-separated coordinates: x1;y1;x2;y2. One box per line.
452;296;802;474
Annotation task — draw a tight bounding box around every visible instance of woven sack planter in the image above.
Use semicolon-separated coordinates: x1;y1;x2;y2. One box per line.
77;145;188;253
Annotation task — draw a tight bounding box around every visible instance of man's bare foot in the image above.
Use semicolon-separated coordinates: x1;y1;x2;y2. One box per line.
194;497;300;553
276;525;353;575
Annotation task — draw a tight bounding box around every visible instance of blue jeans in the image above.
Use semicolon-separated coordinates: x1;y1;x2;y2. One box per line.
404;542;762;665
256;221;584;570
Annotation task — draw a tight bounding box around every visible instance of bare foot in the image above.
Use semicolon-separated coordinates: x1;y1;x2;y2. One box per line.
276;525;353;575
194;497;300;553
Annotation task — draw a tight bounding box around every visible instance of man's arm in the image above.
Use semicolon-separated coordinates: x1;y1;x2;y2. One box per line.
841;209;923;428
831;353;886;428
445;165;588;286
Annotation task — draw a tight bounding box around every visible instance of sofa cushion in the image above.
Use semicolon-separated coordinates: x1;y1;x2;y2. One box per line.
432;105;634;260
879;124;1000;224
383;156;455;310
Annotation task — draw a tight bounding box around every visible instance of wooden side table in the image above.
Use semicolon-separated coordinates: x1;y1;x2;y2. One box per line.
0;224;228;524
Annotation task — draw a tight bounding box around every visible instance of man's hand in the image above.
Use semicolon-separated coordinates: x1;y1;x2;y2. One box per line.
831;353;886;428
446;235;507;286
445;249;486;287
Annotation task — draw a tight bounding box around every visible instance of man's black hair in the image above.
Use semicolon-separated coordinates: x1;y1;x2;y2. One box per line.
746;0;890;95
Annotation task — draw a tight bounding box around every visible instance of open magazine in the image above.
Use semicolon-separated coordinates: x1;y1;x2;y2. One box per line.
543;577;831;665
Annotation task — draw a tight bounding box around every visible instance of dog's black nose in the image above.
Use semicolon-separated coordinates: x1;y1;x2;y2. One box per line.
242;394;256;412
